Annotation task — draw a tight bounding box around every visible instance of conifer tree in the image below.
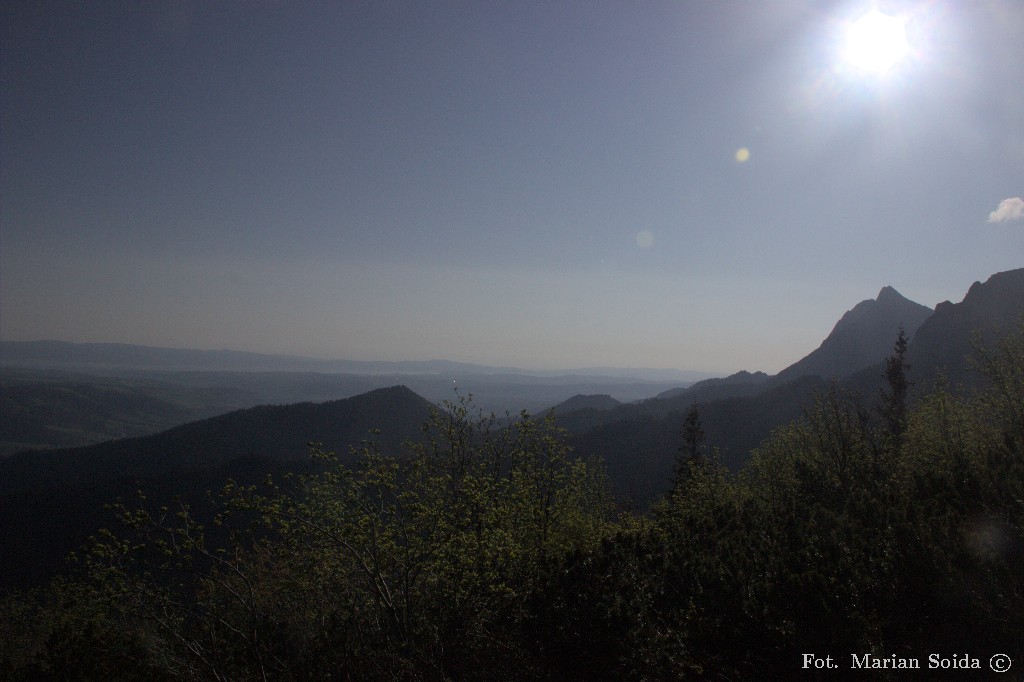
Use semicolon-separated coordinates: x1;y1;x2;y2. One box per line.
673;403;706;489
880;326;910;452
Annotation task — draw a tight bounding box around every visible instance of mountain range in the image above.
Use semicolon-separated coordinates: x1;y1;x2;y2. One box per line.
553;268;1023;504
1;268;1021;589
0;361;693;454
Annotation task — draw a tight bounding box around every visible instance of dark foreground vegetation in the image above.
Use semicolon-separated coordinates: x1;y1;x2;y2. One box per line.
2;325;1022;680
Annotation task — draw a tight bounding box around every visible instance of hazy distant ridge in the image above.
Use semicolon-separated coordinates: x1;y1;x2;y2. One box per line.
0;340;707;382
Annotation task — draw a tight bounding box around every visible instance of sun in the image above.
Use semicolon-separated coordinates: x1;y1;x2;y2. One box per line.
843;9;910;74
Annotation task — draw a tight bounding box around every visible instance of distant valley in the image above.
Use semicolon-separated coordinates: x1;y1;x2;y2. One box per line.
1;355;699;456
1;268;1022;589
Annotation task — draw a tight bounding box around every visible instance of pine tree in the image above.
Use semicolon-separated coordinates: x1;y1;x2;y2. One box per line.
673;403;706;489
880;326;910;452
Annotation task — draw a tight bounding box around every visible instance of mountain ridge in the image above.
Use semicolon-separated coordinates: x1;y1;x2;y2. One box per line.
0;385;433;496
628;285;933;408
553;268;1024;507
771;285;933;386
0;385;437;589
905;268;1024;390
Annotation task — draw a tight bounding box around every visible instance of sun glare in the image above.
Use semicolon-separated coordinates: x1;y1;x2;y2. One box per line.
843;9;910;74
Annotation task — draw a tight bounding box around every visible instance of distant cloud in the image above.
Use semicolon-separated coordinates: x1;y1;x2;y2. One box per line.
987;197;1024;223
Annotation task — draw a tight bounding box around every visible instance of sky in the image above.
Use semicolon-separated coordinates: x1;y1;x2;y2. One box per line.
1;0;1022;374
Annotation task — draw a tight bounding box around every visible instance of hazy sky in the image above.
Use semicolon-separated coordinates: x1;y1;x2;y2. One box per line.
2;1;1022;373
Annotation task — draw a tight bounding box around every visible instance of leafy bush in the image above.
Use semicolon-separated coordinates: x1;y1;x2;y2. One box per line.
3;324;1021;679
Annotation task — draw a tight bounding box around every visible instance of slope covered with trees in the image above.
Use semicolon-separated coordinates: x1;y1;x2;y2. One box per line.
2;322;1022;679
0;387;435;589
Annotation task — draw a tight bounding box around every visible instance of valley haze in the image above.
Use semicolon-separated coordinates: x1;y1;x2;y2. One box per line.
5;267;1022;462
0;340;709;382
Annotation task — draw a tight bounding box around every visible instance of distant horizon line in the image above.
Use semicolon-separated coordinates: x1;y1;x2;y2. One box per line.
0;338;723;381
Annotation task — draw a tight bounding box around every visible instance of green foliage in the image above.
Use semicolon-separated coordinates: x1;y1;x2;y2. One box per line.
968;316;1024;453
535;322;1024;677
4;324;1022;679
8;396;613;680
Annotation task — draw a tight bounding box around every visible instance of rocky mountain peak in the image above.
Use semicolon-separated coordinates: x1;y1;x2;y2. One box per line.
876;285;904;305
775;286;933;384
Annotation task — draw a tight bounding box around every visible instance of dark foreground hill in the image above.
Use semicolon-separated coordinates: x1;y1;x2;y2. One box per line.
547;393;622;414
0;386;434;589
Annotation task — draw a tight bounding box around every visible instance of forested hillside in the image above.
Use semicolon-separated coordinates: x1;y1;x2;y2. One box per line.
0;387;435;589
2;322;1022;679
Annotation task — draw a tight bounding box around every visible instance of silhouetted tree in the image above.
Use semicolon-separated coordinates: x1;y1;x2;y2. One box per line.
880;326;910;451
673;403;705;490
